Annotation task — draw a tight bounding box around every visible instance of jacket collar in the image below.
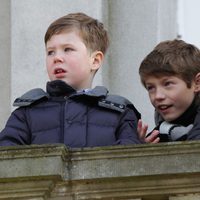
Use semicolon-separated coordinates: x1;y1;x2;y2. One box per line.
75;86;108;98
46;80;76;97
46;80;108;98
171;98;198;125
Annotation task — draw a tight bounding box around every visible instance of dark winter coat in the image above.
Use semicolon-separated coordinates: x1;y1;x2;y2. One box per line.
0;80;142;147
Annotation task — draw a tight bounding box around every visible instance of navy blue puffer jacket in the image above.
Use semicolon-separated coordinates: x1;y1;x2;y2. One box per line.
0;80;141;147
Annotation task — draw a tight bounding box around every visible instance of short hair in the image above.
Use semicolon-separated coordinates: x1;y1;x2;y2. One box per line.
44;12;109;54
139;39;200;88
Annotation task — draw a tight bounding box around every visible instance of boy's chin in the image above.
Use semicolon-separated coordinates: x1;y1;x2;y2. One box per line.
50;78;67;84
161;114;179;123
52;77;66;82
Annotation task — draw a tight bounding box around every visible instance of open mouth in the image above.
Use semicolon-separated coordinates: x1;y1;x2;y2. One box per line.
54;68;66;75
157;104;172;112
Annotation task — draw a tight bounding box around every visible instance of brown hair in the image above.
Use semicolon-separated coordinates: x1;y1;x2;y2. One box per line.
139;39;200;88
44;12;109;54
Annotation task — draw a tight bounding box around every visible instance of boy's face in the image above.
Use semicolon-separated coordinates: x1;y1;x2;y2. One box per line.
145;75;198;122
45;31;101;90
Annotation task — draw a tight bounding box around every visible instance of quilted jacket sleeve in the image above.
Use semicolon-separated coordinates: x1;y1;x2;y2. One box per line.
114;107;142;145
0;108;31;146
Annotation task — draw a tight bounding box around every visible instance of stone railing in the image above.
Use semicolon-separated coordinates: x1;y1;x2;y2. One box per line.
1;141;200;200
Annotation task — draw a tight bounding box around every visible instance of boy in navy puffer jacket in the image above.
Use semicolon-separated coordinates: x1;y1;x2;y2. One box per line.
0;12;142;147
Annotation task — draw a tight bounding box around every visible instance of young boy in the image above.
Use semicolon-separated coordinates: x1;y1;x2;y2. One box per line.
138;39;200;143
0;12;141;147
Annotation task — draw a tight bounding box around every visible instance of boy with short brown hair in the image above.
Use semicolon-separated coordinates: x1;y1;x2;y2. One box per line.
138;39;200;142
0;12;141;147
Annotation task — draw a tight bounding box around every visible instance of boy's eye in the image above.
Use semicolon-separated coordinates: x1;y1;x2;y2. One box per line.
64;47;73;52
164;81;173;87
47;50;54;56
146;85;154;92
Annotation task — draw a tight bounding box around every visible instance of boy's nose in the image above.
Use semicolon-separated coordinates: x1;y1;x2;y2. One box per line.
54;53;64;63
154;88;166;100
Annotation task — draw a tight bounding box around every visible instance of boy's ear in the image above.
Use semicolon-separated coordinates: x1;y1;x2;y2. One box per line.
91;51;104;71
194;72;200;92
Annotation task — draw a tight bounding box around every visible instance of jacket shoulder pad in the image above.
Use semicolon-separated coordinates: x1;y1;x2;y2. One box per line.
13;88;49;107
98;94;141;119
98;95;131;112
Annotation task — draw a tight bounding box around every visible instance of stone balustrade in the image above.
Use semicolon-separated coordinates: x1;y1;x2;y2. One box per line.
0;141;200;199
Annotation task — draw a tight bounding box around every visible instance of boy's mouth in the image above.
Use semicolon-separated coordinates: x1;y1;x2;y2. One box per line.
54;68;66;75
157;104;173;113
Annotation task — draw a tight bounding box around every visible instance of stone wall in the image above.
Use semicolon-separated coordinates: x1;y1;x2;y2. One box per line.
0;141;200;199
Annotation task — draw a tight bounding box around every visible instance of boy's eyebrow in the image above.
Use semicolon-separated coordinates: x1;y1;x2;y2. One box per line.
145;82;152;85
144;82;153;88
46;44;73;50
46;43;74;50
46;46;54;50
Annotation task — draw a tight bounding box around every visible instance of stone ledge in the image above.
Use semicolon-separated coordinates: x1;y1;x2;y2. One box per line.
0;141;200;199
0;180;54;199
70;141;200;179
0;144;68;180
